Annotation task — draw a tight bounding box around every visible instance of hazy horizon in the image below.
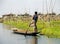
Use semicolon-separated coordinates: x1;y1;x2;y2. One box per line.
0;0;60;17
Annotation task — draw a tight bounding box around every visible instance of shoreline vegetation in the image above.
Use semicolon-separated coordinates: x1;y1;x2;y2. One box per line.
1;13;60;38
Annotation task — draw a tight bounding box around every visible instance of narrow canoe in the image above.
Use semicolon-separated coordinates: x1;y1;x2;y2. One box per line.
13;29;39;36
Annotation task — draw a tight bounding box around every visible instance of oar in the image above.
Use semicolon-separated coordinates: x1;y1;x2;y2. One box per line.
24;25;30;37
25;22;31;34
25;22;33;34
26;26;30;34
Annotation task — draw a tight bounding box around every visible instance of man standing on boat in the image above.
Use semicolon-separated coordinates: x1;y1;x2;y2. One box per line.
29;11;38;32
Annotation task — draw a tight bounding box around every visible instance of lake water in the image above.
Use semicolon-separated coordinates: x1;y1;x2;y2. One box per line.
0;23;60;44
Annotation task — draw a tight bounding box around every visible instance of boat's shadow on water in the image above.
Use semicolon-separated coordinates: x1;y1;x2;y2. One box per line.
24;36;38;44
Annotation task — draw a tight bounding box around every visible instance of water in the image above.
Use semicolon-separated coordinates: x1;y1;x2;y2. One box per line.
0;23;60;44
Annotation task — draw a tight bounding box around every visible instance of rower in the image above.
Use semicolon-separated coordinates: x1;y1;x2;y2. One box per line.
29;11;38;32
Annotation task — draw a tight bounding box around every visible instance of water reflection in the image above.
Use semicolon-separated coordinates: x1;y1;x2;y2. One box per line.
25;36;38;44
2;24;15;30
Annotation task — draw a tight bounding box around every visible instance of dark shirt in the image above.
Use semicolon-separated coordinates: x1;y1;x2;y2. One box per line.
33;15;38;23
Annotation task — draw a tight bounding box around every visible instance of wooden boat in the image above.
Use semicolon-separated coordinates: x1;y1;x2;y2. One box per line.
12;29;39;36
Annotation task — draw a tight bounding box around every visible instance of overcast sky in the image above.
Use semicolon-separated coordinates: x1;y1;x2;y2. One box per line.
0;0;60;17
